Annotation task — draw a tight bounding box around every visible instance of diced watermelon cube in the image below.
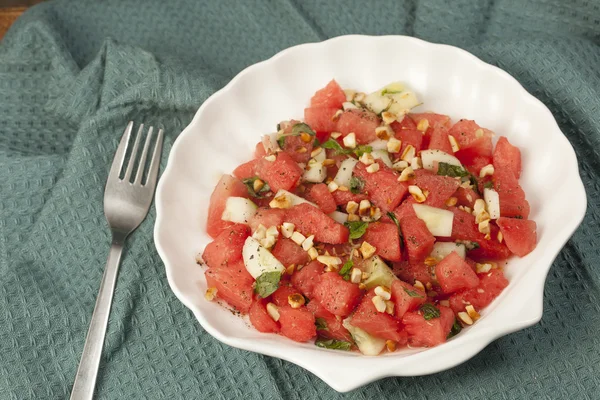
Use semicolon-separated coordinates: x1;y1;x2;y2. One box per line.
206;174;249;238
249;208;286;233
391;199;417;222
291;260;324;298
493;168;530;219
402;305;455;347
308;183;337;213
256;152;303;192
310;79;346;109
454;146;492;175
354;161;408;212
496;217;537;257
391;280;427;319
304;107;339;134
363;222;402;262
336;109;381;144
285;203;349;244
412;169;460;208
307;300;353;342
435;252;480;294
493;136;522;179
332;190;368;206
249;299;280;333
390;124;423;153
271;238;310;267
392;261;435;285
454;187;481;208
400;216;436;264
255;142;267;158
427;127;454;154
270;283;300;307
233;159;258;180
350;289;404;342
202;224;249;269
278;306;317;342
449;269;508;313
204;261;254;313
410;113;451;129
448;120;493;157
313;272;363;317
279;135;314;163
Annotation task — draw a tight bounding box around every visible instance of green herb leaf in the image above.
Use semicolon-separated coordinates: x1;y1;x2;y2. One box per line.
291;122;316;137
339;259;353;280
353;145;372;157
321;139;345;153
313;137;321;147
483;181;493;189
344;221;368;240
349;176;365;194
447;318;462;339
386;212;404;250
277;136;286;149
254;271;281;298
242;176;271;199
315;338;352;351
437;162;469;178
457;240;480;251
404;288;424;298
315;318;328;331
419;303;441;320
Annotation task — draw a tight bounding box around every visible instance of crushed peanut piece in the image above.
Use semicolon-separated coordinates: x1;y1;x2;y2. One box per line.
300;132;312;143
465;305;480;321
375;126;392;140
360;241;377;259
458;311;473;325
381;111;397;125
327;181;339;192
330;132;342;139
322;158;336;167
350;268;362;284
296;146;307;153
266;303;280;321
252;224;267;241
448;135;460;152
476;263;492;274
497;231;504;243
343;132;357;149
346;201;359;214
366;163;380;173
253;179;265;192
269;193;291;209
414;280;425;291
372;295;387;313
478;219;491;234
265;154;276;162
290;231;306;245
316;255;343;268
479;164;495;178
288;293;306;309
281;222;295;238
401;145;416;162
424;257;438;267
446;197;458;207
408;185;427;203
307;247;319;260
302;235;315;251
374;286;391;300
392;160;409;171
385;300;395;315
260;236;276;249
337;185;349;192
347;213;360;222
286;264;296;275
205;287;218;301
417;119;430;132
386;340;397;352
398;166;415;182
359;152;375;165
310;147;323;158
331;109;343;122
387;137;402;153
358;199;371;215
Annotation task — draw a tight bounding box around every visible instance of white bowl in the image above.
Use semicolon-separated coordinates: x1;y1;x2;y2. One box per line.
154;35;586;392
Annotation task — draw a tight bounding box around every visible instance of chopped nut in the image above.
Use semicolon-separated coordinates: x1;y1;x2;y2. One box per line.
374;286;391;300
347;213;360;222
330;132;342;139
322;158;336;167
354;92;366;103
479;164;495;178
381;111;397;125
425;282;433;290
291;231;306;245
307;247;319;260
473;199;486;215
269;193;291;209
281;222;295;238
343;132;357;149
350;268;362;284
477;288;485;294
439;300;450;307
327;181;339;192
484;233;491;240
337;185;349;192
417;119;430;132
286;264;296;275
359;152;375;165
316;255;343;268
300;132;312;143
346;201;359;214
385;300;395;315
360;241;377;259
260;236;276;249
392;160;409;171
414;280;425;291
411;157;422;170
358;283;367;290
266;302;280;321
478;219;491;234
310;147;323;158
296;146;307;153
476;263;492;274
252;224;267;241
371;295;387;313
460;180;473;190
408;185;427;203
331;109;343;122
386;340;397;352
497;231;504;243
424;257;439;266
465;305;480;321
344;89;356;102
375;126;393;140
401;144;416;162
366;163;380;173
302;235;315;251
398;166;415;182
361;271;370;280
445;197;458;207
475;210;491;224
288;293;306;309
358;199;372;215
205;287;218;301
265;154;276;162
386;137;402;153
448;135;460;152
458;205;472;213
458;311;473;325
266;226;279;238
253;179;265;193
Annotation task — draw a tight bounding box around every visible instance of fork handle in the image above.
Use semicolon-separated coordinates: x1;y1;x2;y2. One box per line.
70;238;124;400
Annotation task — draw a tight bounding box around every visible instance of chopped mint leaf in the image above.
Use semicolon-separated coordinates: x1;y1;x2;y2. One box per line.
339;259;353;280
447;318;462;338
349;176;365;194
419;303;441;320
404;288;424;298
315;338;352;351
242;176;271;199
386;211;404;250
437;162;469;178
344;221;368;240
291;122;316;137
315;318;328;331
277;136;286;149
483;181;493;189
254;271;281;298
321;139;345;153
313;137;321;147
353;145;372;157
456;240;480;251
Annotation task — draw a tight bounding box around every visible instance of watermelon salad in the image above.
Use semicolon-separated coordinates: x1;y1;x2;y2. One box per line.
199;79;537;355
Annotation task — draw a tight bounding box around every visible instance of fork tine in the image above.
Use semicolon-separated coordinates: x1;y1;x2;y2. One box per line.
134;126;154;185
144;128;164;187
123;124;145;182
108;121;134;179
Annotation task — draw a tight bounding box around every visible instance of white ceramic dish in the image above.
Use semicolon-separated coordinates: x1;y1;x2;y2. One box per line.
154;35;586;392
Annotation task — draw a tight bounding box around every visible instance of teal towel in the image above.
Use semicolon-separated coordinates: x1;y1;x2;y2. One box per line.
1;0;598;398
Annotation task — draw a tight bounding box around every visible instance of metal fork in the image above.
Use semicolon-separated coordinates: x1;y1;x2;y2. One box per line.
70;122;164;400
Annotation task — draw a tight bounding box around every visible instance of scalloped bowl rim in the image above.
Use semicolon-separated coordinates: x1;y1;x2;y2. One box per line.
154;35;586;392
